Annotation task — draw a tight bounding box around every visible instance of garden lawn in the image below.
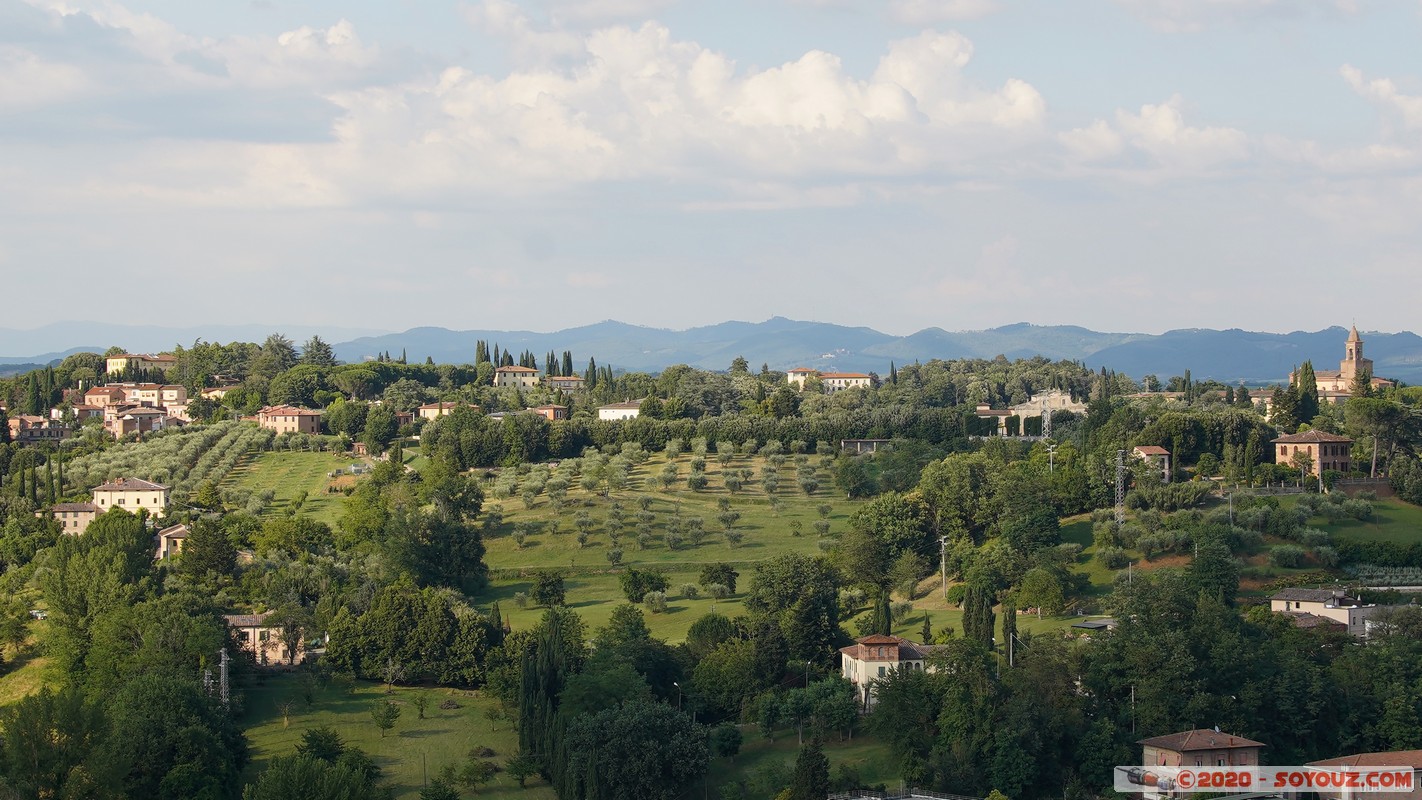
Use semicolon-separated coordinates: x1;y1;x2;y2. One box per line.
223;451;353;527
243;675;554;800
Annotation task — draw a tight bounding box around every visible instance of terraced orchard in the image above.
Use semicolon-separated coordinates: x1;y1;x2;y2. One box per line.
66;420;273;498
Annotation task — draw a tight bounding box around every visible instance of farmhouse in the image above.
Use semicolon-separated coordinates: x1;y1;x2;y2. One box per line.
838;634;944;710
1269;588;1378;637
1273;430;1353;479
104;353;177;375
493;365;541;389
223;612;304;666
93;477;170;515
598;401;642;421
257;405;323;435
40;502;100;535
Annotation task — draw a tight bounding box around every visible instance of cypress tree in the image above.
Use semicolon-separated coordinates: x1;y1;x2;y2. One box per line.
26;373;42;415
889;361;898;384
1001;592;1017;665
788;738;830;800
28;467;39;505
562;351;573;377
869;587;892;636
45;460;55;505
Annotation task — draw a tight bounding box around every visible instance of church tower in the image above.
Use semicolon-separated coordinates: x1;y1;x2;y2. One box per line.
1339;325;1372;384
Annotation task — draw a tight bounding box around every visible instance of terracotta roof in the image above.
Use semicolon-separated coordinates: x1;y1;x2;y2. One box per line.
1283;612;1346;630
534;405;567;410
94;477;169;492
1134;446;1171;456
260;405;323;416
1271;588;1362;605
788;367;817;374
840;634;945;661
548;375;584;381
1310;751;1422;769
50;502;99;513
419;402;462;410
158;524;190;539
599;401;644;410
495;366;539;373
223;613;272;628
1138;730;1267;752
1273;430;1353;444
819;372;870;379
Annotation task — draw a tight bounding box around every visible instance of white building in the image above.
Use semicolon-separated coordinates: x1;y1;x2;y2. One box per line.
838;634;943;710
598;400;643;421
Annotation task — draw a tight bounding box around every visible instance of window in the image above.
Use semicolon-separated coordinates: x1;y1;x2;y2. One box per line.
878;666;886;677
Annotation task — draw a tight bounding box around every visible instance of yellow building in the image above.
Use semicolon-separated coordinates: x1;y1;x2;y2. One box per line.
92;477;170;515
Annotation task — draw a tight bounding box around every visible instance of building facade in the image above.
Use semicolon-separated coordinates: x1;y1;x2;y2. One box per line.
493;366;541;389
1270;588;1378;637
224;612;304;666
1291;326;1396;395
92;477;170;515
1273;430;1353;478
257;405;323;435
598;401;642;421
838;634;942;710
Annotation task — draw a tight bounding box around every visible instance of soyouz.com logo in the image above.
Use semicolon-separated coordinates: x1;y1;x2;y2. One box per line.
1114;765;1415;793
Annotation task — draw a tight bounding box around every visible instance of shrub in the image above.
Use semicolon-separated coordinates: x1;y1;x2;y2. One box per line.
680;583;699;600
1313;546;1340;568
1098;547;1130;570
1269;545;1309;569
705;583;730;600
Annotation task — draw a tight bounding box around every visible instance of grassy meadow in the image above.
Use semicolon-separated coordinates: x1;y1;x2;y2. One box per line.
222;450;358;527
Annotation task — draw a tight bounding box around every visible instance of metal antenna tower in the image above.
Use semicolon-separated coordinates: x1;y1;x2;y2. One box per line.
1041;402;1052;440
1115;449;1126;530
219;648;230;708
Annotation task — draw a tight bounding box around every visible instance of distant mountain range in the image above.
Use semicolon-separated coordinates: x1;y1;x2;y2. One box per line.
332;319;1422;384
4;318;1420;384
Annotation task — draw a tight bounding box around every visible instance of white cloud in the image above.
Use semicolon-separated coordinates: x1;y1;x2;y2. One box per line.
1341;64;1422;132
44;6;1046;209
1059;95;1249;175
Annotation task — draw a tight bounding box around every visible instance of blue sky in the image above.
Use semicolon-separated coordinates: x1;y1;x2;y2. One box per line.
1;0;1419;337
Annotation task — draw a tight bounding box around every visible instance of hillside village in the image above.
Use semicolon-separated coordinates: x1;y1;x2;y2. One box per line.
0;326;1421;800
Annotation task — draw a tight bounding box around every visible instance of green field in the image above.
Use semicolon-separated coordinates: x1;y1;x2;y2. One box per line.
244;675;556;800
223;451;357;527
1304;496;1422;545
242;673;899;800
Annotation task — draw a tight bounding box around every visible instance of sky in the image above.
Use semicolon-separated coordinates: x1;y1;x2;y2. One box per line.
1;0;1420;337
